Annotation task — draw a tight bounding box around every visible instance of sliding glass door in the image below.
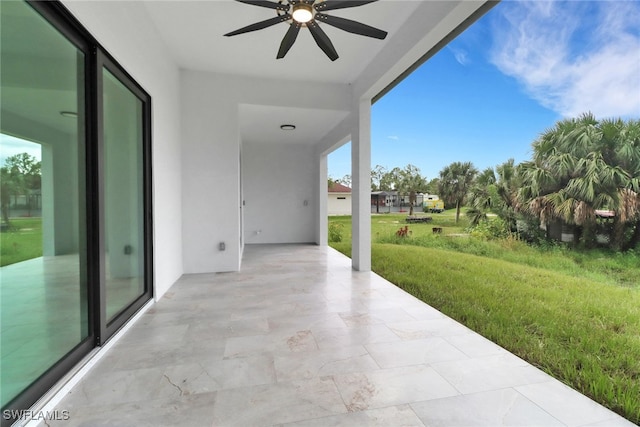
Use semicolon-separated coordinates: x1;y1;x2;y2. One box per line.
99;58;153;338
0;0;89;410
0;0;152;420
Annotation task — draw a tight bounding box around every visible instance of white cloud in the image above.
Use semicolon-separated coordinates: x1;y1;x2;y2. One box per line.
490;0;640;118
448;46;470;66
387;135;399;141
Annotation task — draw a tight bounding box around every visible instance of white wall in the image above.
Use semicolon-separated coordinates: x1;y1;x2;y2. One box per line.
180;70;349;273
62;1;183;300
328;194;352;216
180;71;242;273
242;142;316;244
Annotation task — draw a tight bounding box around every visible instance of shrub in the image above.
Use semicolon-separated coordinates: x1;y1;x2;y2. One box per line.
469;217;511;240
328;222;344;243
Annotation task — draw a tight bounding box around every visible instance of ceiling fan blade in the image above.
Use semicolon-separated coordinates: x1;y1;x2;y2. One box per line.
307;20;339;61
224;15;290;37
314;0;378;12
235;0;290;11
277;23;301;59
315;13;387;39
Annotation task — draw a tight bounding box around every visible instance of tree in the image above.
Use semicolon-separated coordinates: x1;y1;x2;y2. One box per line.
466;167;496;226
425;177;440;195
518;113;640;250
1;167;14;225
396;164;427;215
438;161;478;224
337;174;351;187
0;153;41;222
380;167;400;192
371;165;387;191
467;159;522;230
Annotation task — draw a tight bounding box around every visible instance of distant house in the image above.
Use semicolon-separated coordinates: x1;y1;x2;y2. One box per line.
541;210;616;244
328;182;352;215
371;190;397;213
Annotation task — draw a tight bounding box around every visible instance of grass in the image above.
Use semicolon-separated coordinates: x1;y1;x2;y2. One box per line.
0;217;43;267
330;211;639;289
329;211;640;423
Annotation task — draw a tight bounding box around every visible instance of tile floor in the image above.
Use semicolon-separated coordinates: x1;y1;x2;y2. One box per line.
40;244;634;426
2;254;146;407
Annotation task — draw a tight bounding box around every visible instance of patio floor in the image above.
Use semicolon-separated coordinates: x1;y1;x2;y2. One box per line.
41;244;633;426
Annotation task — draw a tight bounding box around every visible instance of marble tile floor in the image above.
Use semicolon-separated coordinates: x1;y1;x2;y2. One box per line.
39;244;634;427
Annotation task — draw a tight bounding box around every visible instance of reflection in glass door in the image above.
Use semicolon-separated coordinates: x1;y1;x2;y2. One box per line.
0;0;88;408
102;69;146;322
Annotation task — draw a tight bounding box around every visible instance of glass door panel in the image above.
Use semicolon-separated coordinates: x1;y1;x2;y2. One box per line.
102;69;145;322
0;0;88;407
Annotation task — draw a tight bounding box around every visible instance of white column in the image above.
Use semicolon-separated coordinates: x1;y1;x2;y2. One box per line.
351;97;371;271
317;154;328;246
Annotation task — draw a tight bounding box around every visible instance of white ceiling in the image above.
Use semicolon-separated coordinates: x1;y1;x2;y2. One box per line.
239;104;350;146
140;0;490;146
142;0;422;84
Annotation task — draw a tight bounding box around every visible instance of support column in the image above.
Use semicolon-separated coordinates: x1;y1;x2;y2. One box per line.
351;97;371;271
317;154;328;246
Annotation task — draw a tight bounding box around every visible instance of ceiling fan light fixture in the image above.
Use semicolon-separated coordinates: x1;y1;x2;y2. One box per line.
225;0;387;61
291;3;313;23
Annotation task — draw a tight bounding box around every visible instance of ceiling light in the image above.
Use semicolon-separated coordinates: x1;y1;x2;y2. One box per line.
60;111;78;118
291;3;313;23
280;124;296;130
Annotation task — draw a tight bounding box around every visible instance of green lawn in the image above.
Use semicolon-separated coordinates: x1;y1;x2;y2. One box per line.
0;217;43;267
330;212;640;423
331;211;639;289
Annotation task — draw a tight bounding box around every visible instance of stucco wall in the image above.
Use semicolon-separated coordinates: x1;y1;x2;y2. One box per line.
61;0;183;300
180;71;242;273
242;142;316;244
328;194;352;216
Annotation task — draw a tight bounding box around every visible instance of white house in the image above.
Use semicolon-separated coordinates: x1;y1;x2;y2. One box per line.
328;182;352;215
0;0;495;420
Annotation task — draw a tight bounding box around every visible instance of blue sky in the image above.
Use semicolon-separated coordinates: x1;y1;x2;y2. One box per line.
329;0;640;183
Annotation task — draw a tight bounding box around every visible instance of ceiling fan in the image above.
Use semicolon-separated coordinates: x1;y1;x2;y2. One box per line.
224;0;387;61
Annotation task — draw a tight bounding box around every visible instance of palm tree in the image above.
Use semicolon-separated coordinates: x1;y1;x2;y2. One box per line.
518;113;640;250
438;161;478;224
397;164;427;215
467;159;522;229
614;118;640;250
494;159;520;228
466;167;495;226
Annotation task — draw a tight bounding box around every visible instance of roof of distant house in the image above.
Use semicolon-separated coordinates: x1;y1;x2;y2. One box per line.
595;209;615;218
328;182;351;193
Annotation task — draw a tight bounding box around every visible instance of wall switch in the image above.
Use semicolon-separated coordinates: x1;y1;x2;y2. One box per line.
124;245;132;255
219;242;225;251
